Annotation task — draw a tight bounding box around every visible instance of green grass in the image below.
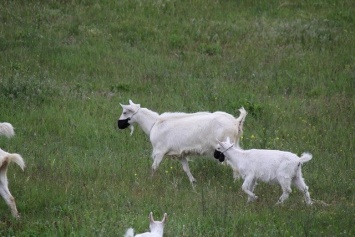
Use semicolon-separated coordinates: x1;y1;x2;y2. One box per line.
0;0;354;236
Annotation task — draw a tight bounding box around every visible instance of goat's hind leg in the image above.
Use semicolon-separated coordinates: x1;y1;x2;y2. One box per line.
242;176;258;203
0;173;19;218
293;175;312;205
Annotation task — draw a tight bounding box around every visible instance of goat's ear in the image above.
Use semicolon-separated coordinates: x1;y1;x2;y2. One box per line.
129;99;141;108
149;212;154;222
162;213;167;223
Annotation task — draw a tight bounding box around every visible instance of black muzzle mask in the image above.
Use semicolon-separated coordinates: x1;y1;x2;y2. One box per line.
117;118;131;129
214;150;225;162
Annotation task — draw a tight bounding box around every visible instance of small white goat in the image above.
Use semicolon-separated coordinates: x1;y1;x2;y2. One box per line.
118;100;247;185
0;148;25;218
0;122;15;138
124;212;167;237
215;137;313;205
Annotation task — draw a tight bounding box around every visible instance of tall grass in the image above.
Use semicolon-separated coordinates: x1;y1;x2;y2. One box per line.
0;0;354;236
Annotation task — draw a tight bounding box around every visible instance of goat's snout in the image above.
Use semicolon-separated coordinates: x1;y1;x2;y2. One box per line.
214;149;225;162
118;118;131;129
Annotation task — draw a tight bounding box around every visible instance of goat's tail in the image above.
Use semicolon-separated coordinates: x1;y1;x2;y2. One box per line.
0;122;15;138
299;152;312;164
235;107;247;140
6;154;25;171
124;228;134;237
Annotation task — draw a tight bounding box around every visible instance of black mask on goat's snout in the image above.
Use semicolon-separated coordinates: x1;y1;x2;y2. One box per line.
214;150;225;162
117;118;131;129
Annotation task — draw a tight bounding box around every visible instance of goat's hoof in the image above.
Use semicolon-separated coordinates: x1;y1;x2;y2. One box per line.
247;196;257;203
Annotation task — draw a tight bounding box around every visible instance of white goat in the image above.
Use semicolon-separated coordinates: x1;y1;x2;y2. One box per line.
124;212;167;237
0;122;15;138
0;148;25;218
215;137;313;205
118;100;247;185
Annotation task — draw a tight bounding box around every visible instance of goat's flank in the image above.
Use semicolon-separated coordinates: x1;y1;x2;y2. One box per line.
215;137;313;205
118;100;247;185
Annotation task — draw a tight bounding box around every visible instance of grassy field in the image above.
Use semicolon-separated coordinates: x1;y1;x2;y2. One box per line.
0;0;354;236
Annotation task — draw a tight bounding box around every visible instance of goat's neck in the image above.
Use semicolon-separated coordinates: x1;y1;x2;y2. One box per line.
150;228;163;236
149;222;164;236
134;108;159;136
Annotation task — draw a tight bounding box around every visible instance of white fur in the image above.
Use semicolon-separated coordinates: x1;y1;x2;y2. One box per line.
124;212;167;237
118;100;247;185
0;122;15;138
0;148;25;218
216;137;313;205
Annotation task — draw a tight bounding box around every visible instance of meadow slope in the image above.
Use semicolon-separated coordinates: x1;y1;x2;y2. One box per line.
0;0;354;236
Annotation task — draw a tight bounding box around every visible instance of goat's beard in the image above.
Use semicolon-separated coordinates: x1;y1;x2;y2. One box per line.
117;119;134;136
214;150;225;162
129;125;134;136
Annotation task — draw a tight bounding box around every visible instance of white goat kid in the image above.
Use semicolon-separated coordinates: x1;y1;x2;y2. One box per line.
215;137;313;205
118;100;247;185
0;122;15;138
124;212;167;237
0;148;25;218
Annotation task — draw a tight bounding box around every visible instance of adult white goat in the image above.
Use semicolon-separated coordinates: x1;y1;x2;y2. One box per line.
0;122;15;138
118;100;247;185
214;137;313;205
0;123;25;218
124;212;167;237
0;149;25;218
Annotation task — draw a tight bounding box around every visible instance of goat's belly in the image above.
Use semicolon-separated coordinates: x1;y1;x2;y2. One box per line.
166;148;210;157
257;173;278;183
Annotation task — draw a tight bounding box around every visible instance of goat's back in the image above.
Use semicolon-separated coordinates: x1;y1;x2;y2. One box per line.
151;112;238;152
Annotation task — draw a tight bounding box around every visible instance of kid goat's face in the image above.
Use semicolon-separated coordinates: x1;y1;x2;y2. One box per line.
214;142;226;162
214;138;234;163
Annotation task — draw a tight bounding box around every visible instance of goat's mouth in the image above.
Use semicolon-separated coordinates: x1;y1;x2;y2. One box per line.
214;150;225;162
117;118;131;129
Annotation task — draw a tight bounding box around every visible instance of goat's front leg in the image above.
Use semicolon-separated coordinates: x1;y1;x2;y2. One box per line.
180;157;196;186
293;176;313;205
151;151;165;176
242;176;258;203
